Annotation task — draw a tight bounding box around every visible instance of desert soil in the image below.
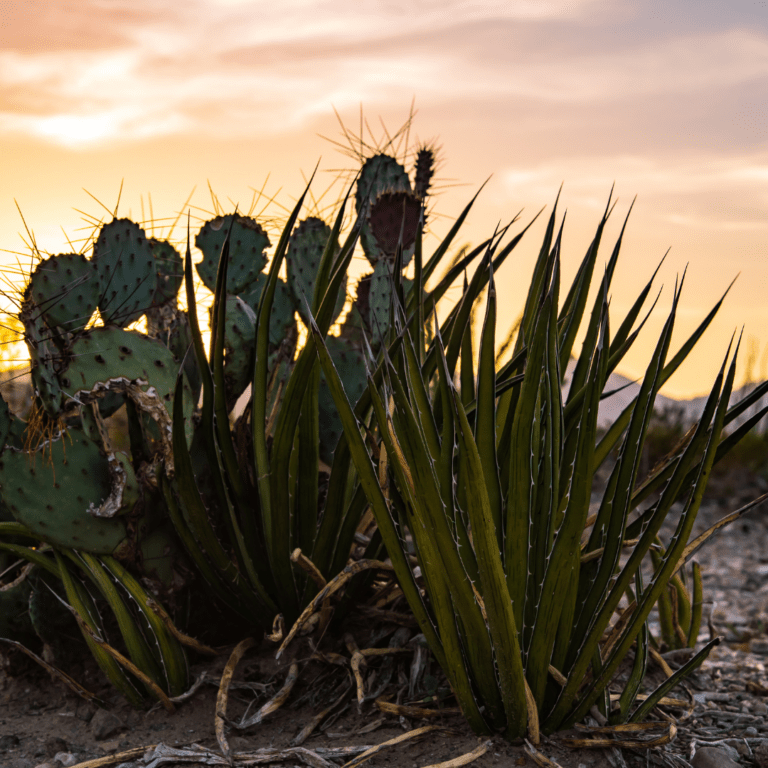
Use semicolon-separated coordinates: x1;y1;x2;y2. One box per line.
2;462;768;768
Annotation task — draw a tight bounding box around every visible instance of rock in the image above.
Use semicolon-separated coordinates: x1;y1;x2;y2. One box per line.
54;754;77;768
691;746;740;768
755;741;768;768
89;708;126;740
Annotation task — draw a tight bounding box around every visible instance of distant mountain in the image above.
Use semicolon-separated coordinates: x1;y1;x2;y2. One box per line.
563;359;768;433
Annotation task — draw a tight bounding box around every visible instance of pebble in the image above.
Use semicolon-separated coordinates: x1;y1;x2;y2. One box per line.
691;746;741;768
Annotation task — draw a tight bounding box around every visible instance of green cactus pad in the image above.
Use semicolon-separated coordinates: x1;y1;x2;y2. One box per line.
240;274;297;348
367;190;422;266
93;219;158;328
27;253;101;335
20;298;66;415
59;326;195;447
149;238;184;306
214;295;257;410
285;217;346;326
166;311;202;403
355;154;411;266
368;260;393;349
195;214;270;295
0;430;130;554
318;336;367;464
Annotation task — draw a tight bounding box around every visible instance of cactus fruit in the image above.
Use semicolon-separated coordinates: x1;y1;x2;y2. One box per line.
93;219;158;328
367;190;422;264
195;214;270;295
0;430;131;554
285;217;346;326
26;253;101;336
317;336;367;463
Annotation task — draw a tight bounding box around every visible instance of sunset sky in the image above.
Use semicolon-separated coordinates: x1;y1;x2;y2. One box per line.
1;0;766;397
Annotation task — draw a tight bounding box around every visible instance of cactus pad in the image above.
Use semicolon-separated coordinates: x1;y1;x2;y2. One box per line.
93;219;158;328
27;253;101;335
356;154;411;266
149;238;184;306
0;430;131;554
240;274;297;348
413;146;435;200
215;295;257;410
60;326;195;447
368;260;393;349
318;336;367;464
285;217;346;325
195;214;270;295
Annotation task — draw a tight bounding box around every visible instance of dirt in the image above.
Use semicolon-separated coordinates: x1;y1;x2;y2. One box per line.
2;460;768;768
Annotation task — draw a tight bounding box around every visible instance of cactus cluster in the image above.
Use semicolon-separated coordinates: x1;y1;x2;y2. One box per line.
0;140;438;701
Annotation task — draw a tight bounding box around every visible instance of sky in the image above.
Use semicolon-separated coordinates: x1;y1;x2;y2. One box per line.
1;0;766;397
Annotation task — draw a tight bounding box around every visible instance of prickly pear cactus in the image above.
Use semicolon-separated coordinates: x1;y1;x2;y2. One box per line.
93;219;158;328
317;336;367;464
195;214;270;295
26;254;101;336
285;217;346;325
355;154;411;267
0;429;132;554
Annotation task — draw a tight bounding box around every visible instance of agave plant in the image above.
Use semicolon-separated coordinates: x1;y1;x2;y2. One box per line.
312;191;768;740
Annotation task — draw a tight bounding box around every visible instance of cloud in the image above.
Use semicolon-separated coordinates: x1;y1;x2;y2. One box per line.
0;1;766;150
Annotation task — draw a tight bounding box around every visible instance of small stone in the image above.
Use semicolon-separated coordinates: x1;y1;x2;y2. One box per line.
90;708;126;740
751;639;768;654
54;754;77;767
98;740;121;753
755;742;768;768
692;746;740;768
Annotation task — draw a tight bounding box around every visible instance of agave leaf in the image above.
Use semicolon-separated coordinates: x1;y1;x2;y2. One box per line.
475;264;503;544
594;277;736;469
54;550;145;708
100;555;188;697
613;571;649;724
566;201;632;401
73;551;164;694
629;637;719;724
556;332;736;731
444;336;528;739
557;191;614;370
